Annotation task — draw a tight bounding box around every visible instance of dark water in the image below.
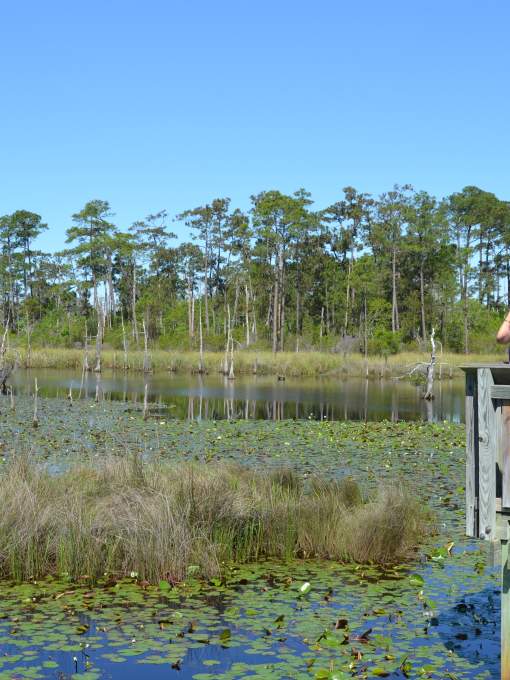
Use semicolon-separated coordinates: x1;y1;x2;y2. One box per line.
10;369;465;422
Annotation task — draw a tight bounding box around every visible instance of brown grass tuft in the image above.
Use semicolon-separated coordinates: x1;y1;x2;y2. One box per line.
0;455;433;583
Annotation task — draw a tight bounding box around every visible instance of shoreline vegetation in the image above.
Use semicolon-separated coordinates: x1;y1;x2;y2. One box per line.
0;455;432;583
0;396;453;585
4;347;507;378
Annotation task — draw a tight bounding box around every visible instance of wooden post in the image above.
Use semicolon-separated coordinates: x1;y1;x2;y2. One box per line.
462;364;510;680
477;368;497;539
465;369;478;537
503;404;510;510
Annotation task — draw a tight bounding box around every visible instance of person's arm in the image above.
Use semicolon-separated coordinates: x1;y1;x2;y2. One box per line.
497;311;510;344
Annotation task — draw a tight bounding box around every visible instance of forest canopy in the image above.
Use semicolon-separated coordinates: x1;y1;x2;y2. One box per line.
1;184;508;355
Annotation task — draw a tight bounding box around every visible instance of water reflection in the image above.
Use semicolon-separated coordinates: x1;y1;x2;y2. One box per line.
9;369;465;423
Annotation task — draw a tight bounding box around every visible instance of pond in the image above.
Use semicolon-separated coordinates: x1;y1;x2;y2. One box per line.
9;369;466;422
0;406;498;679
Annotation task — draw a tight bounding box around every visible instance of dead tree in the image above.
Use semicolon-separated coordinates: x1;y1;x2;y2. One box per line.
83;322;90;372
228;306;235;380
198;305;205;374
32;377;39;428
0;322;9;369
0;365;14;395
142;319;151;373
94;306;103;373
121;312;129;370
424;327;436;401
143;382;149;420
25;313;32;369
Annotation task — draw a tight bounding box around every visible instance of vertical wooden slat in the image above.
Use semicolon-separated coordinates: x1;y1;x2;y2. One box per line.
496;399;503;502
502;404;510;509
477;368;497;540
465;370;478;537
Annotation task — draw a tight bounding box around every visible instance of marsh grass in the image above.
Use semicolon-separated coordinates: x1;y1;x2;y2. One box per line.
0;456;432;583
10;347;504;377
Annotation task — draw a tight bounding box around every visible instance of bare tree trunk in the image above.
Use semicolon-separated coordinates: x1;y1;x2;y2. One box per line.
272;273;279;354
364;293;369;379
32;377;39;428
204;254;210;332
93;277;98;314
265;286;272;329
250;279;257;342
25;313;32;369
424;327;436;400
83;321;90;372
245;284;250;347
94;306;103;373
108;263;115;325
233;283;239;329
121;312;129;370
280;277;285;351
228;305;235;380
419;263;427;343
222;305;230;375
463;283;469;354
187;289;193;341
343;258;352;336
143;381;149;421
142;318;151;373
132;264;139;345
0;321;9;370
198;303;205;373
295;289;300;352
391;247;399;332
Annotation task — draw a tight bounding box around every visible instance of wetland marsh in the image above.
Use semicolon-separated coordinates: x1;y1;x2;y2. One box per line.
0;390;497;679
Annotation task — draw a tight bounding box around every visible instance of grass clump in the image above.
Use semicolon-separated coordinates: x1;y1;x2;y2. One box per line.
9;346;505;377
0;456;433;583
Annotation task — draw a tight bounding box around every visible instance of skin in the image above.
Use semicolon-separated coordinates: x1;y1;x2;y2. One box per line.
496;311;510;344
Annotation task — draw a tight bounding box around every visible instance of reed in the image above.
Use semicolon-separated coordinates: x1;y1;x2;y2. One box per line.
7;347;505;378
0;456;432;583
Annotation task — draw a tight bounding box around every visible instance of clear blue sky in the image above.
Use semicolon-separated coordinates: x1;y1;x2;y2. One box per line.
1;0;509;251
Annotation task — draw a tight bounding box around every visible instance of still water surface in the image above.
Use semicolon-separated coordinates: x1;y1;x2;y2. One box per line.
10;369;465;422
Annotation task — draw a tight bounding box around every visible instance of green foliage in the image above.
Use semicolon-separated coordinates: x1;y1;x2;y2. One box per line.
369;328;402;355
0;185;509;354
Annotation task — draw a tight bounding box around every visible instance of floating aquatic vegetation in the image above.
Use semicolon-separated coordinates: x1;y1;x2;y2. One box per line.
0;397;498;679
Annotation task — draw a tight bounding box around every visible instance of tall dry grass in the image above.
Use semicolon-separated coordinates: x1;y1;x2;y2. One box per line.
0;456;432;583
12;347;504;377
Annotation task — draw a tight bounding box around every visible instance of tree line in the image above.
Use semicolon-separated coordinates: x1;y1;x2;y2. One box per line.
1;184;509;355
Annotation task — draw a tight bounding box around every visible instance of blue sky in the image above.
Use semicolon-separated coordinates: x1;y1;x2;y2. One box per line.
1;0;509;251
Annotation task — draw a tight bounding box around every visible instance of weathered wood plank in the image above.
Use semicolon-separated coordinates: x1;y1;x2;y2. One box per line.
491;385;510;400
502;404;510;510
496;399;503;503
465;370;478;537
477;368;497;540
